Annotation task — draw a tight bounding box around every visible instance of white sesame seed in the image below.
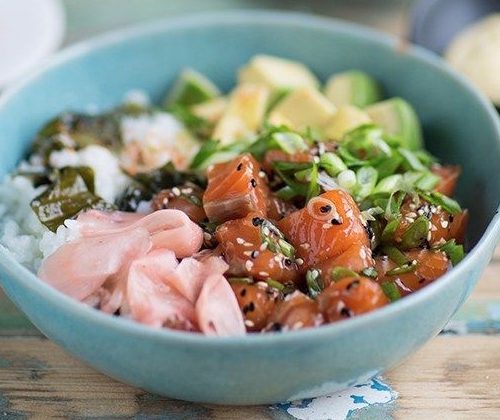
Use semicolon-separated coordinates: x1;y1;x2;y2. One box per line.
430;224;437;232
405;217;415;224
245;260;254;271
259;271;270;277
262;227;270;236
296;258;304;266
172;187;181;196
203;232;212;241
406;212;417;218
427;231;432;241
243;242;253;247
236;237;245;244
412;260;417;265
322;223;331;229
260;242;268;251
440;220;449;229
258;171;267;178
243;250;253;257
244;320;255;327
292;321;304;330
301;243;311;250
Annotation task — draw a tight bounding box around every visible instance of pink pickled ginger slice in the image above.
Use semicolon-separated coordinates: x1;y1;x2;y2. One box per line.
196;274;246;337
38;227;151;301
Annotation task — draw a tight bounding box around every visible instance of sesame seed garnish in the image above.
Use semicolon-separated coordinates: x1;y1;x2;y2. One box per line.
440;220;449;229
244;320;255;327
256;281;268;289
251;250;259;259
259;271;270;277
237;163;243;171
411;260;418;265
260;242;268;251
258;171;267;178
322;223;331;229
203;232;212;241
292;321;304;330
426;231;432;241
331;217;343;225
296;258;304;266
320;205;332;213
236;237;245;244
250;179;257;188
262;226;270;236
171;187;181;196
252;217;264;226
406;212;417;218
243;250;253;257
405;217;415;224
245;260;254;271
301;243;311;250
243;242;253;247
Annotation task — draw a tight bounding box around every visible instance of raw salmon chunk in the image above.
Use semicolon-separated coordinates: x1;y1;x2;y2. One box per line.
278;190;369;268
216;213;300;284
203;154;270;223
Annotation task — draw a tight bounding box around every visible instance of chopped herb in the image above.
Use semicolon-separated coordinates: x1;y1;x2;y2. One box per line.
386;263;417;276
265;279;285;291
381;219;400;243
319;152;347;177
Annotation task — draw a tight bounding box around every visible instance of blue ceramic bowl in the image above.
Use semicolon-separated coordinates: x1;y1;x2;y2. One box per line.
0;11;499;405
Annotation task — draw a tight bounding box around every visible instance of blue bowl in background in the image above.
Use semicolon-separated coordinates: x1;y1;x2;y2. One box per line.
0;11;499;405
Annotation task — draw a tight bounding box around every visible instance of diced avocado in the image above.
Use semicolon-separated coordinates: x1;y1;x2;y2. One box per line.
213;83;270;144
191;97;228;123
269;87;336;132
323;105;372;140
165;68;220;107
366;98;423;150
325;70;383;108
239;55;319;90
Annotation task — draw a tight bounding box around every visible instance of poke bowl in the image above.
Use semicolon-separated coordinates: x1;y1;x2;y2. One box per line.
0;11;499;405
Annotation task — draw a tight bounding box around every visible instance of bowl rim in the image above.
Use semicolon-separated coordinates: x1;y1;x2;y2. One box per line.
0;9;499;347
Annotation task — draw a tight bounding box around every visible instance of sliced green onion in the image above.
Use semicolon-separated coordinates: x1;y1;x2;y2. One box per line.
337;169;357;191
435;239;465;266
420;192;462;215
361;267;378;279
306;269;324;298
381;219;400;243
356;166;378;200
319;152;348;177
330;267;359;282
227;277;254;284
399;148;427;171
272;132;308;154
382;245;409;266
415;171;440;191
381;281;401;302
386;262;417;276
374;174;402;195
265;279;285;291
306;163;320;201
400;216;430;250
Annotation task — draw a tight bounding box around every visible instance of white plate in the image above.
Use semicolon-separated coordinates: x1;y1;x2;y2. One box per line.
0;0;65;88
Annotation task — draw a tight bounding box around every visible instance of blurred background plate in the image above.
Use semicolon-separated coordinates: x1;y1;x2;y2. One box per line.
0;0;65;88
410;0;500;54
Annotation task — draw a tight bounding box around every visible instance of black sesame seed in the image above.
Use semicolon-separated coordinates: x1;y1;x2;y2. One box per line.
242;302;255;314
252;217;264;226
250;178;257;188
346;280;360;291
331;217;343;225
251;250;259;259
320;205;332;213
237;163;243;171
340;307;352;318
269;322;282;332
240;288;247;297
418;278;426;284
284;258;292;267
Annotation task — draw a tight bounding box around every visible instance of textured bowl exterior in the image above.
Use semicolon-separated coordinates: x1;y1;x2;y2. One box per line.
0;11;499;405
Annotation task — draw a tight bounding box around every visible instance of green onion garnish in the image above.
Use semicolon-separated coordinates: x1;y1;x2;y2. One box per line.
381;281;402;302
330;267;359;282
306;269;324;298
